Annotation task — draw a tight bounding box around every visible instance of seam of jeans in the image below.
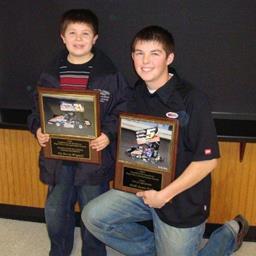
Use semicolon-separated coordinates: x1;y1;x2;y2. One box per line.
225;222;238;238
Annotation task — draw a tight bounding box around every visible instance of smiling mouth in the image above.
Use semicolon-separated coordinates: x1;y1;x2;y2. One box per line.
141;67;154;72
74;44;84;49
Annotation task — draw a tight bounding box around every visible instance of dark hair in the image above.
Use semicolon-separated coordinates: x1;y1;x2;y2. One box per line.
60;9;98;35
131;26;175;55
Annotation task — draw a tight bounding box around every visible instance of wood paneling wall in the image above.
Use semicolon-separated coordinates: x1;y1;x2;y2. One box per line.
209;142;256;225
0;128;255;225
0;129;46;208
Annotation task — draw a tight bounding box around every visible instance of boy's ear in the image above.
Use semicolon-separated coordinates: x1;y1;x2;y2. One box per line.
93;34;98;45
60;34;66;44
167;53;174;65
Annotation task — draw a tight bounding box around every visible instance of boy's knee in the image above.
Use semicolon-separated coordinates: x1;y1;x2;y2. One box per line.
81;201;100;227
45;202;58;219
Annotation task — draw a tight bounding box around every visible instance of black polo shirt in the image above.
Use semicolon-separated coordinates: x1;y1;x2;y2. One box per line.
128;73;220;228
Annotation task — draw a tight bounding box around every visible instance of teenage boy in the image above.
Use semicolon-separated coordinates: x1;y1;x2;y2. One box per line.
27;9;130;256
82;26;249;256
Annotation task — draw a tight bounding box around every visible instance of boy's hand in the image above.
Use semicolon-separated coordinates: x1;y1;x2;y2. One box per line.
136;190;168;209
90;133;110;151
36;128;50;147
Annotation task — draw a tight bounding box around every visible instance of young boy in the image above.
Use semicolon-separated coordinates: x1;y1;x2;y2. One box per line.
82;26;249;256
28;9;130;256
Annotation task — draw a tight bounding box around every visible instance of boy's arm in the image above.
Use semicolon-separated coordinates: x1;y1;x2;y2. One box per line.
137;158;218;208
90;72;133;151
27;86;50;147
27;52;60;135
100;72;133;142
27;87;41;135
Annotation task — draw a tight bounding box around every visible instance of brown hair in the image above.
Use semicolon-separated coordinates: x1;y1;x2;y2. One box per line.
60;9;98;35
131;25;175;56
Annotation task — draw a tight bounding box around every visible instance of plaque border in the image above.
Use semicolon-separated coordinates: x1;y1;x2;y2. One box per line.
37;86;101;164
114;112;179;193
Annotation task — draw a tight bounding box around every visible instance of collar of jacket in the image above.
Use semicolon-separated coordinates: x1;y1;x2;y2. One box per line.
45;47;118;82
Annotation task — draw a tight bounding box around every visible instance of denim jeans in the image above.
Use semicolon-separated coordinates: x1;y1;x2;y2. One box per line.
82;189;237;256
44;165;108;256
198;223;236;256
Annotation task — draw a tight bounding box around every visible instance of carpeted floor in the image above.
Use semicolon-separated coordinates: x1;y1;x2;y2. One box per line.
0;218;255;256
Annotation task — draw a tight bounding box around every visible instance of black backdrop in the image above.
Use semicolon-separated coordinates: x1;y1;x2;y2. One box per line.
1;1;256;120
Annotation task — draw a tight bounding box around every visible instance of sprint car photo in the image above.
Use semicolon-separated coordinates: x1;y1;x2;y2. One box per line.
47;112;91;129
125;126;163;163
125;141;163;163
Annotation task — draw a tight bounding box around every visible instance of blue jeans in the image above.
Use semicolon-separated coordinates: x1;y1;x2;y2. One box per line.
82;189;237;256
199;224;236;256
44;165;108;256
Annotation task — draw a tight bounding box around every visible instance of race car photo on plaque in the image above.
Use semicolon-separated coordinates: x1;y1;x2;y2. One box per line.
38;87;101;163
114;112;179;194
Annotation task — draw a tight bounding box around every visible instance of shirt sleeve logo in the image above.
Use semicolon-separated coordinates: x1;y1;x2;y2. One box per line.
94;89;111;103
204;148;212;155
166;112;179;119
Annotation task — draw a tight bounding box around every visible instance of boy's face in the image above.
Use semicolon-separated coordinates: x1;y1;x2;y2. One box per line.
132;40;174;90
61;22;98;63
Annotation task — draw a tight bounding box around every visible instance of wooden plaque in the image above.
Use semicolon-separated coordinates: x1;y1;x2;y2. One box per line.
38;87;101;164
114;112;179;193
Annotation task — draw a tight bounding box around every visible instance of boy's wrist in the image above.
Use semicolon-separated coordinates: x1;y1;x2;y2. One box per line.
159;185;175;203
102;130;115;142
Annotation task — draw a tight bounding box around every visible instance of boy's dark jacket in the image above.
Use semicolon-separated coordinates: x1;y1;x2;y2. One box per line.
28;47;131;186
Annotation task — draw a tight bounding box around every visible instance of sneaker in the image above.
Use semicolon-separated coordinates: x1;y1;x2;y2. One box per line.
234;214;249;251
